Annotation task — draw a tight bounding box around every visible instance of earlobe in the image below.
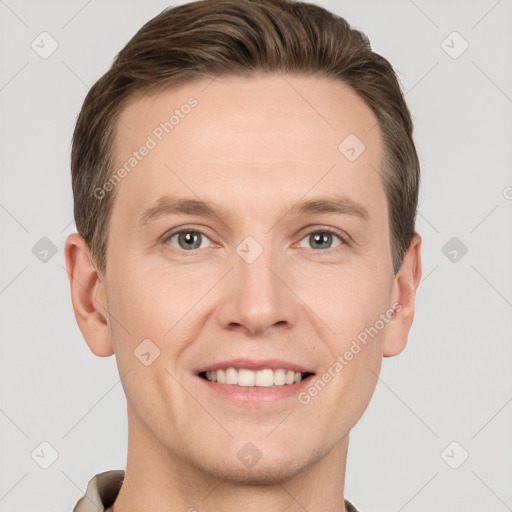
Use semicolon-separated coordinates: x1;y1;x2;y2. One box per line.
64;233;114;357
383;232;422;358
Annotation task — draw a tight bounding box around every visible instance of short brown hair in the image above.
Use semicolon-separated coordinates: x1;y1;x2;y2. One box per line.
71;0;420;275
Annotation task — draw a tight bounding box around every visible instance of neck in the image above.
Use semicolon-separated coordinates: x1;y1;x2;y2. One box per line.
111;405;350;512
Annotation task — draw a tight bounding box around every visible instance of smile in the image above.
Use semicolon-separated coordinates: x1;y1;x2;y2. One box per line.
199;367;314;387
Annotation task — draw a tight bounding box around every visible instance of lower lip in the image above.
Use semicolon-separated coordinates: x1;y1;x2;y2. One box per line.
196;374;315;404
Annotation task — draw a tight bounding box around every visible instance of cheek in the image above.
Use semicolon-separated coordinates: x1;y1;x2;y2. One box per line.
296;262;392;340
302;266;391;408
104;267;183;417
105;259;202;367
106;255;175;332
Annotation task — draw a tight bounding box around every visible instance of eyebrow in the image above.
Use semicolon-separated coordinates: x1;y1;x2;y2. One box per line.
137;193;370;230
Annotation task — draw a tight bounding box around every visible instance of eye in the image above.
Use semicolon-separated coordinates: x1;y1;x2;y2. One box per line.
296;228;346;251
165;229;211;251
162;226;347;253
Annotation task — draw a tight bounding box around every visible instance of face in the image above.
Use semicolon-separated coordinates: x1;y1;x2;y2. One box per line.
96;73;410;483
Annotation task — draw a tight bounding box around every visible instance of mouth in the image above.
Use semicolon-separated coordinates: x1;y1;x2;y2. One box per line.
194;357;315;403
192;358;316;403
198;368;315;387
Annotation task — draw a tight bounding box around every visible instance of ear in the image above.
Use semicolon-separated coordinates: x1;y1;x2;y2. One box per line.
64;233;114;357
383;232;422;358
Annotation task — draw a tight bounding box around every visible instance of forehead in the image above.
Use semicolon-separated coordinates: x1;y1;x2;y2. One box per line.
110;73;385;224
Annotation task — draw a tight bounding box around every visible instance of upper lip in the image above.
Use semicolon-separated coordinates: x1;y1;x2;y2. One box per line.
193;358;315;374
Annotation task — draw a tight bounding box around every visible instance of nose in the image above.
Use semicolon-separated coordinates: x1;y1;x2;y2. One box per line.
215;237;299;337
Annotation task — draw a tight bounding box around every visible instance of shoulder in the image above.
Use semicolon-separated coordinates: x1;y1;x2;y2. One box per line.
72;470;125;512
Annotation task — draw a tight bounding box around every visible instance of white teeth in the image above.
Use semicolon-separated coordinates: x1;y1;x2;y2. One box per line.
273;369;286;385
255;369;274;387
238;368;256;386
202;367;308;387
225;367;238;385
285;370;295;385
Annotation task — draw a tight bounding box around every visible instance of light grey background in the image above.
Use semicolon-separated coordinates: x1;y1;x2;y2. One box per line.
1;1;511;511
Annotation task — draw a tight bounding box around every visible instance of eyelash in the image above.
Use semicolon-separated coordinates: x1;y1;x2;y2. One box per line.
162;225;349;254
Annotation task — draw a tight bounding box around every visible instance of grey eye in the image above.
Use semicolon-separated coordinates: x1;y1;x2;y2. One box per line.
167;230;210;251
298;231;343;250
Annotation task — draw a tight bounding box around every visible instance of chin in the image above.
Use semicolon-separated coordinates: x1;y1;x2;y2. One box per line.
196;454;310;486
187;445;325;486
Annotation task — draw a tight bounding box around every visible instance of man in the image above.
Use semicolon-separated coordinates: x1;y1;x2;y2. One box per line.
65;0;422;510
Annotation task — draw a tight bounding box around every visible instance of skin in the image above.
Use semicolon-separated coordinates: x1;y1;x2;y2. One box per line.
65;73;422;512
